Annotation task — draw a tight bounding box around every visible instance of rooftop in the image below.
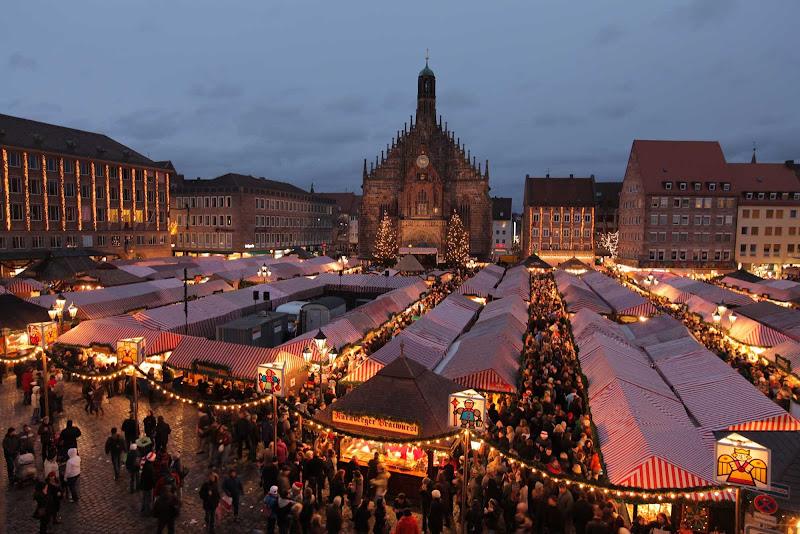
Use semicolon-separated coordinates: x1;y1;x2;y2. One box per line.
728;161;800;198
491;197;513;220
524;175;596;207
630;140;729;194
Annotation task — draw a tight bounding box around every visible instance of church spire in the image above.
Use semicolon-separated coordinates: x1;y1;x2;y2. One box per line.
416;52;436;127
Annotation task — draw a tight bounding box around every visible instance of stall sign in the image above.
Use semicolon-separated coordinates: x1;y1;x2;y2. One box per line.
715;433;771;490
193;362;230;377
448;389;487;432
256;361;285;397
26;321;58;348
117;337;146;365
252;326;261;340
332;411;419;436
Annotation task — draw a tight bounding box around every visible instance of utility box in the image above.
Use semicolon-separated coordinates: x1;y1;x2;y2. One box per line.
216;311;288;348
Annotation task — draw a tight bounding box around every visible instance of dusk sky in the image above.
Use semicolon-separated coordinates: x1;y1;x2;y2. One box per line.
4;1;799;210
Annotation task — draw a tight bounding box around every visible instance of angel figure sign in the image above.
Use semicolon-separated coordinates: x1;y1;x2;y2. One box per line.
715;434;771;489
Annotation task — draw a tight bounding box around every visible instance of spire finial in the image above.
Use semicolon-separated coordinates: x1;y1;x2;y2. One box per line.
751;141;758;164
425;48;429;64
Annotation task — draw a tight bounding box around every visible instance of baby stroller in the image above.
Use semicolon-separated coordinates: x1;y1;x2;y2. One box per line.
15;452;37;487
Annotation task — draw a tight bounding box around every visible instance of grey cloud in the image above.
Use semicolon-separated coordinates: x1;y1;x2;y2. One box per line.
112;109;182;142
666;0;738;29
438;90;480;110
8;52;37;71
327;94;370;114
188;83;244;100
593;101;637;120
533;113;585;128
594;24;625;46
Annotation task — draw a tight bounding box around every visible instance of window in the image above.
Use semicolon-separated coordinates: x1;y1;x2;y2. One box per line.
751;226;759;236
12;236;26;249
532;213;540;223
65;206;76;222
123;188;131;201
46;157;58;172
96;208;106;222
766;209;774;219
758;193;765;200
542;229;550;237
777;210;784;219
791;210;797;219
47;180;58;197
532;229;539;237
32;236;45;249
770;193;777;200
664;182;672;190
765;227;773;236
776;227;783;236
11;204;24;220
146;190;154;203
66;236;77;248
135;190;143;202
110;187;118;201
135;169;144;182
704;198;712;208
80;185;91;199
96;186;105;200
672;215;680;225
573;214;580;223
27;154;40;170
30;205;42;221
10;177;21;194
7;152;21;167
50;236;62;248
47;205;60;221
745;192;753;200
584;214;591;223
204;197;210;208
62;160;74;174
30;179;42;195
681;216;689;226
741;227;748;235
64;183;75;197
722;183;731;191
553;214;560;223
94;163;105;177
137;235;146;245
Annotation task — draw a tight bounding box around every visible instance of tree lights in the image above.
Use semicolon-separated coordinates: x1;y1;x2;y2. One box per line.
374;212;397;266
76;159;81;231
445;211;470;267
91;162;97;230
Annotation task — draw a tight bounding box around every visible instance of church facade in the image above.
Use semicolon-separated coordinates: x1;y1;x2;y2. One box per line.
359;62;492;259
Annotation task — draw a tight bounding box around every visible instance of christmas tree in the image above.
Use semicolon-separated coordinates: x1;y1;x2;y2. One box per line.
445;212;470;267
374;212;397;266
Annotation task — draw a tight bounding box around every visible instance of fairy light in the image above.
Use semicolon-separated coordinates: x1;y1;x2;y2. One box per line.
538;206;543;252
42;155;49;231
59;158;66;231
165;172;170;227
154;170;159;231
560;206;564;251
569;207;574;250
118;166;123;225
131;167;136;227
91;162;97;230
105;164;110;230
23;152;30;230
76;160;81;231
3;149;10;230
580;207;585;249
143;168;148;228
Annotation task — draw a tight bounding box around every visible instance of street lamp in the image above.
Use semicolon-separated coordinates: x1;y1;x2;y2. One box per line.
68;302;78;320
55;294;66;311
712;309;721;323
717;301;727;315
48;307;58;321
304;330;338;390
729;311;737;324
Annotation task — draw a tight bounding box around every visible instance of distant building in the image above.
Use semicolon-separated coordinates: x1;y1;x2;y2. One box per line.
0;113;173;272
170;173;335;256
618;141;737;269
522;174;596;266
359;61;492;259
594;181;622;255
730;159;800;275
512;212;523;253
318;192;361;255
491;196;513;258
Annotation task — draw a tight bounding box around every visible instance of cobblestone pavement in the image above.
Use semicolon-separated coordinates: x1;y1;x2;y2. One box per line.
0;376;427;534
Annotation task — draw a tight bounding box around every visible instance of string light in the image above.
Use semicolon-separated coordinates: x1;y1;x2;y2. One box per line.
143;168;147;228
76;159;81;231
105;164;110;230
445;212;469;267
3;149;10;230
131;167;136;228
165;172;170;229
59;158;66;231
40;155;49;231
23;151;30;230
154;170;159;231
118;166;123;225
91;162;97;231
374;212;397;265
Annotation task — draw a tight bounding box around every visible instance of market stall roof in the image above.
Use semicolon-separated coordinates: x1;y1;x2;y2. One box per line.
341;359;385;384
721;270;763;284
553;272;612;315
394;254;425;273
578;271;658;317
456;265;505;298
557;257;592;272
762;340;800;373
653;274;755;307
79;265;146;287
164;335;305;379
56;320;183;355
734;301;800;342
490;266;531;301
5;278;46;295
517;253;551;270
314;353;465;440
0;293;52;330
312;273;424;293
18;252;99;281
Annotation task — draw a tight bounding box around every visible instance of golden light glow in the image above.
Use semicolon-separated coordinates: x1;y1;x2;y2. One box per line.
154;171;159;231
23;151;30;230
76;160;81;231
59;158;66;231
118;166;123;225
91;162;97;231
143;168;148;227
41;155;48;231
3;149;10;231
105;164;110;230
165;172;170;228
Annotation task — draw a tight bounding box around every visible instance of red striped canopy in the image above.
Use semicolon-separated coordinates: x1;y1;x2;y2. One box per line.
580;271;657;317
6;278;45;295
341;359;384;383
56;320;182;355
617;302;659;317
728;315;792;347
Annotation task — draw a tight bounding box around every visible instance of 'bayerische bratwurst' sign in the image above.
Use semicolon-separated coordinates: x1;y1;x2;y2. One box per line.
332;411;419;436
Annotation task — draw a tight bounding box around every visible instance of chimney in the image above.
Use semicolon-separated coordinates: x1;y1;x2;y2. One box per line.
570;174;574;178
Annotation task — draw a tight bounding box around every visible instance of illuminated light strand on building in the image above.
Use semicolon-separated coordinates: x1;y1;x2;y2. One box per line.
538;206;543;252
131;167;136;227
143;169;148;228
105;164;110;230
3;149;10;231
569;207;574;250
165;173;170;228
118;166;123;225
154;171;159;231
548;206;553;249
76;160;81;231
59;158;66;231
41;155;49;231
91;163;97;231
590;207;595;250
560;206;564;251
580;207;585;249
23;152;30;231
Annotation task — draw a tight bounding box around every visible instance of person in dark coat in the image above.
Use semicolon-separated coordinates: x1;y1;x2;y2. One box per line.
153;485;181;534
59;420;81;451
121;412;139;448
353;499;372;534
374;497;388;534
222;468;244;522
545;495;564;534
154;416;171;453
200;472;220;534
586;505;610;534
573;492;594;534
326;497;344;534
428;490;445;534
33;480;50;534
140;452;157;515
419;477;433;534
143;411;157;439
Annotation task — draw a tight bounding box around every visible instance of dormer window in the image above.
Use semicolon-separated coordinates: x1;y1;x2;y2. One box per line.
794;193;800;200
769;192;777;200
678;182;687;190
745;192;753;200
758;192;765;200
708;182;716;191
664;182;672;190
722;183;731;191
693;182;701;191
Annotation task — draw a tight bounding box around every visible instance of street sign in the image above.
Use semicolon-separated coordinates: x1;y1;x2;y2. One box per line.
761;483;790;500
753;494;778;515
745;525;782;534
752;512;777;527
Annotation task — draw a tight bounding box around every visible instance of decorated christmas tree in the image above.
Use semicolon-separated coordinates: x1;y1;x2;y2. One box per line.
374;212;397;266
445;212;470;267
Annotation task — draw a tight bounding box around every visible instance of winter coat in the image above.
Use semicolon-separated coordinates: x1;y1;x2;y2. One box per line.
429;499;445;533
326;503;343;534
140;461;157;491
64;448;81;478
222;475;243;498
200;481;220;511
60;425;81;450
394;514;421;534
353;503;372;533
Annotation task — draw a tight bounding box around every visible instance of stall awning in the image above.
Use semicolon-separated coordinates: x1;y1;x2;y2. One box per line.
56;320;182;355
341;359;385;384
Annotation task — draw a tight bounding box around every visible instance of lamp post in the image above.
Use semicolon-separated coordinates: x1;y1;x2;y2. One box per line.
302;330;338;392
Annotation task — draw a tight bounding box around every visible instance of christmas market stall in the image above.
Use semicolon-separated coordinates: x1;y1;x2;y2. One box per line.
578;270;658;320
0;293;53;356
314;352;483;496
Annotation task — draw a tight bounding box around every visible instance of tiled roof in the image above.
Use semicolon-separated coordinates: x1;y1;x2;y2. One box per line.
491;197;513;220
630;140;728;194
594;181;622;208
318;192;362;215
728;162;800;198
176;173;323;198
0;113;157;167
524;176;596;207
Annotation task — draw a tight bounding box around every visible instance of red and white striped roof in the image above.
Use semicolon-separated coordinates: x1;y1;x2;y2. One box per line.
341;359;385;383
6;278;45;295
56;321;182;355
762;340;800;371
579;271;658;317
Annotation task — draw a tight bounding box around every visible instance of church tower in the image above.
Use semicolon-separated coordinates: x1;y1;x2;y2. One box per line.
359;58;492;260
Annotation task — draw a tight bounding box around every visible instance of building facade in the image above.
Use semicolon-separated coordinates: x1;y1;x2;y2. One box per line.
730;160;800;275
0;114;173;270
318;192;361;255
522;175;596;266
359;61;492;259
491;197;513;258
594;181;622;255
618;141;737;269
171;173;335;255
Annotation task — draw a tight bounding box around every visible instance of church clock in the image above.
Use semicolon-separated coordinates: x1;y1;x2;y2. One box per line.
416;155;430;168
